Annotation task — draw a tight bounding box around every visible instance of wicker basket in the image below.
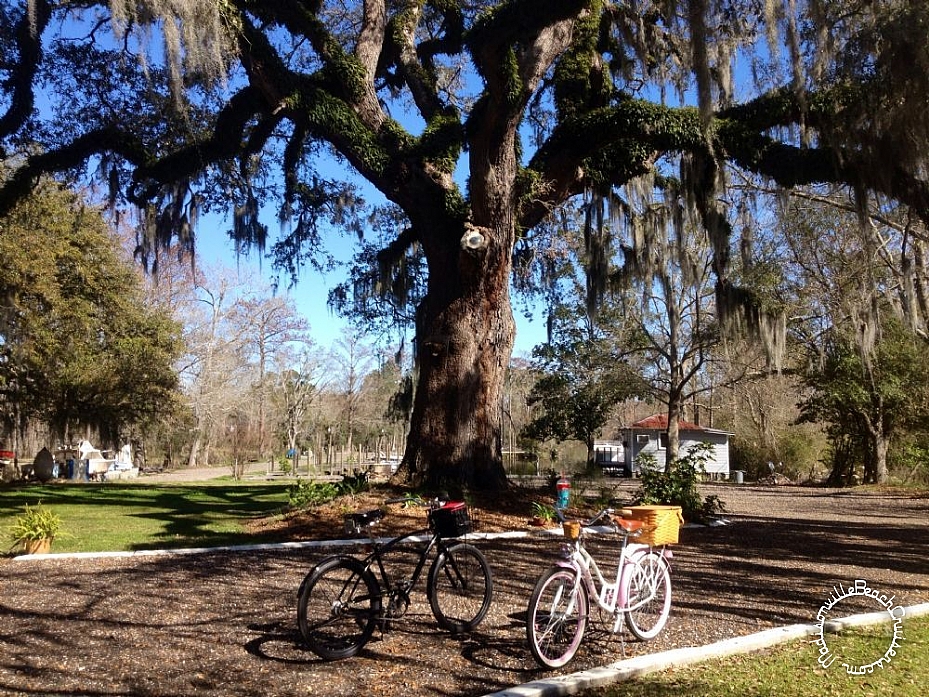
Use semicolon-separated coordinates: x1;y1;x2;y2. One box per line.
563;521;581;540
623;505;684;545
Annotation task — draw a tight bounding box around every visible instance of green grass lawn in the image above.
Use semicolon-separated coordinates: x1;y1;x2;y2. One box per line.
585;616;928;697
1;480;292;553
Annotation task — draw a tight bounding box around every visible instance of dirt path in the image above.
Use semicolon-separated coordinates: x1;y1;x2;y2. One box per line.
2;484;927;696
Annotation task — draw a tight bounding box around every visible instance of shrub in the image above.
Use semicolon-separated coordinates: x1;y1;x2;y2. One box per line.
337;471;370;496
287;479;339;508
531;501;557;522
634;443;725;522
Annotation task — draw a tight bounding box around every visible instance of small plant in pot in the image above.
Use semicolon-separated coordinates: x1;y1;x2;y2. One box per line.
8;502;62;555
530;501;557;527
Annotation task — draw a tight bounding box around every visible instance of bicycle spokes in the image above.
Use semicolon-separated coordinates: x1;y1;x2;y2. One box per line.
624;552;672;641
526;567;589;669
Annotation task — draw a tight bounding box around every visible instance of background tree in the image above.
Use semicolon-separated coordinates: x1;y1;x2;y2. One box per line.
0;181;182;453
778;193;929;484
329;329;377;463
179;274;246;467
609;186;726;467
522;308;645;466
5;2;929;490
799;314;929;484
271;342;322;472
230;292;309;463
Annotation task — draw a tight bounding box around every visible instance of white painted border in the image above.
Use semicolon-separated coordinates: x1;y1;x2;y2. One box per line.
9;528;543;561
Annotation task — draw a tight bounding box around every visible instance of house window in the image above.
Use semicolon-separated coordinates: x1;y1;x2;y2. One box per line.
636;434;649;446
659;432;668;450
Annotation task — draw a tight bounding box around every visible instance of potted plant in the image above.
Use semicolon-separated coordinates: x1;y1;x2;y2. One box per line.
530;501;557;527
8;502;62;554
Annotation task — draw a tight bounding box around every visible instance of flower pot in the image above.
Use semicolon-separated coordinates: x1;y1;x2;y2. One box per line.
22;538;51;555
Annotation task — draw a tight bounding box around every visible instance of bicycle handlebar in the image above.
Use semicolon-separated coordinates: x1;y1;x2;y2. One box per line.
555;507;616;527
384;495;450;508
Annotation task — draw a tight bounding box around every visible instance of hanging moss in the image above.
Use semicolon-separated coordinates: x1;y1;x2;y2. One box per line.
716;281;786;371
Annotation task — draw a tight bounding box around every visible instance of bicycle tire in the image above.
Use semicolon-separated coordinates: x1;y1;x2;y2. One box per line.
526;566;588;669
427;542;493;633
296;555;382;660
622;550;671;640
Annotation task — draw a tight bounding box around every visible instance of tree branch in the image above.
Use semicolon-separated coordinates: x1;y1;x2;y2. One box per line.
0;0;52;140
0;126;146;217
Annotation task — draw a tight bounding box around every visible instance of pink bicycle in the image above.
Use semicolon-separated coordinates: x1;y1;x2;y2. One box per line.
526;508;675;668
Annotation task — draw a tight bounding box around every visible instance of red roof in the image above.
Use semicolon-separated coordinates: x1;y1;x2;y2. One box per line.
629;414;705;431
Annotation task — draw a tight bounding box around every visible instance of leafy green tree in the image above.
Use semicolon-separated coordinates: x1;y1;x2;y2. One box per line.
4;2;929;490
798;315;929;484
522;312;645;466
0;181;183;447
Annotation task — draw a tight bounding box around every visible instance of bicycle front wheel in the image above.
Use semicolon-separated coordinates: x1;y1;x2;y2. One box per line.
296;555;382;660
526;566;588;669
623;550;671;640
427;542;493;633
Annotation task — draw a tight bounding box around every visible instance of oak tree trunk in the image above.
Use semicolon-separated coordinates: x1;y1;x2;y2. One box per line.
399;225;516;493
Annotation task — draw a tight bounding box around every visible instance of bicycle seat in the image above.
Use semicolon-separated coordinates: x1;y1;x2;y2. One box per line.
345;509;385;531
615;517;644;533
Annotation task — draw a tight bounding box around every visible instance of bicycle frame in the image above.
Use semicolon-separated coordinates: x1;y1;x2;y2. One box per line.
358;527;443;601
554;529;672;634
298;498;492;660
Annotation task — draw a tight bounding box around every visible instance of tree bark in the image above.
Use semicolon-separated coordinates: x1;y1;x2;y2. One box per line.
666;396;682;473
397;220;516;493
864;420;890;485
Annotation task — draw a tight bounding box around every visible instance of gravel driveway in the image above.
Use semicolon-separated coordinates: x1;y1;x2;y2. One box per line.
2;483;927;696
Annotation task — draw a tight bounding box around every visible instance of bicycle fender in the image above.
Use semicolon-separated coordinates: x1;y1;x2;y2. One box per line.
297;553;363;597
623;542;651;564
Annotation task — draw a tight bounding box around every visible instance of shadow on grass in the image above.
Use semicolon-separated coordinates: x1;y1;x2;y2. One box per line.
0;480;293;552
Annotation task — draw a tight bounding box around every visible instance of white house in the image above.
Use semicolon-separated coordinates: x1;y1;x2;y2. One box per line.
620;414;732;478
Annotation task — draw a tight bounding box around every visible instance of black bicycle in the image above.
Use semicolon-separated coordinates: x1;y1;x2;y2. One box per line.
296;496;493;660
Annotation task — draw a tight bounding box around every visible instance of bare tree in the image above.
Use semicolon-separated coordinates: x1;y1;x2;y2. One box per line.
272;342;325;474
621;213;722;467
178;268;250;467
328;329;376;463
230;292;309;464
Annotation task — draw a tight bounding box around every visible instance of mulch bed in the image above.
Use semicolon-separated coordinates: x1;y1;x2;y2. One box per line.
2;482;928;696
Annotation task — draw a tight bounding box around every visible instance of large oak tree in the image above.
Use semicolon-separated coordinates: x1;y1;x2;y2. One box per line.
3;1;929;490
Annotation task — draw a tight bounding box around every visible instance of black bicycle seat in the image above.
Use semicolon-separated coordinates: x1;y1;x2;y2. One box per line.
345;509;385;528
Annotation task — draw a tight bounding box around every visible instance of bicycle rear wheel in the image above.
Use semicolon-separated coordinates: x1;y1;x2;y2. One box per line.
526;566;588;669
427;542;493;633
297;555;382;660
623;550;671;640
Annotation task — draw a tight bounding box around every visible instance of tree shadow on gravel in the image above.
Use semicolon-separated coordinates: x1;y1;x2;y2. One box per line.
671;514;929;628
